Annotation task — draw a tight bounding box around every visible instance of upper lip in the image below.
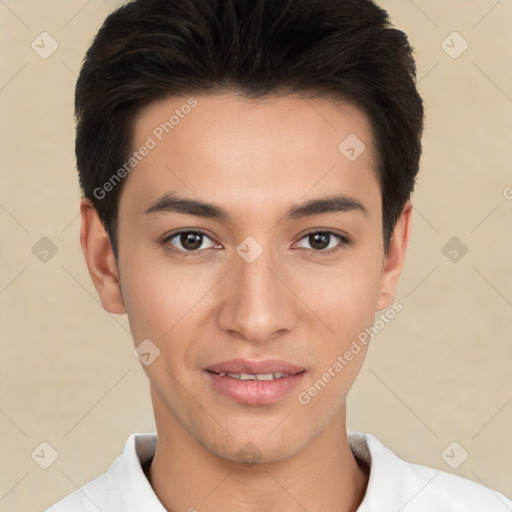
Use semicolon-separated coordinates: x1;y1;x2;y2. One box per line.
205;358;305;375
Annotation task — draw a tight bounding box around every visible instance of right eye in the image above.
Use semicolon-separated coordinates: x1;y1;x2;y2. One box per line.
162;230;220;253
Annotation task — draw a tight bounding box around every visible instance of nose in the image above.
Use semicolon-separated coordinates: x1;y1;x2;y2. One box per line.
217;240;298;344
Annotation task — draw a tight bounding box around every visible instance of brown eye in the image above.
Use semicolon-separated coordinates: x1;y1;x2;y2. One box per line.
308;232;331;250
296;231;349;254
164;231;217;252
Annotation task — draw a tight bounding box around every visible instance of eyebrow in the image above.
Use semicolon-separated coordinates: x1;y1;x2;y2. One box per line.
143;192;367;221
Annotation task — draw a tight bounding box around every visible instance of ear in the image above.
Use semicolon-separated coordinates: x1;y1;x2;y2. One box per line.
376;200;412;311
79;198;126;314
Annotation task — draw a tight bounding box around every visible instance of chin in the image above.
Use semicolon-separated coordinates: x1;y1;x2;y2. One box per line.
193;420;313;466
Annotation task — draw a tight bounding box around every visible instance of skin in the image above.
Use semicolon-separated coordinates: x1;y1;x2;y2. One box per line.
80;93;412;512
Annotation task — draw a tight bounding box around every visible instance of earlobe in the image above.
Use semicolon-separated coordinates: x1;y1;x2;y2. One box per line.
79;198;126;314
376;200;412;311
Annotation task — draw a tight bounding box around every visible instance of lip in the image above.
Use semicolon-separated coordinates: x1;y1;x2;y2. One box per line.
204;358;306;406
205;358;305;375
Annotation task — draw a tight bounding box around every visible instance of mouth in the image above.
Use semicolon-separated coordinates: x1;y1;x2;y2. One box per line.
203;359;306;405
207;371;298;381
205;358;305;375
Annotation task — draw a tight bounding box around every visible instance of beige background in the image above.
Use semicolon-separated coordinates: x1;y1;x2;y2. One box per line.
0;1;511;510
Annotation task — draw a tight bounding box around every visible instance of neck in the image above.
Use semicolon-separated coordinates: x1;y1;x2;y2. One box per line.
146;401;368;512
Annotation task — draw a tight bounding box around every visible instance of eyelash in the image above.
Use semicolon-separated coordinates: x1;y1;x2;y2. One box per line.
161;230;351;257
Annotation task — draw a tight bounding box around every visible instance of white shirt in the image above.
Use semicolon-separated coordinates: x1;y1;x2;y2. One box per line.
46;431;512;511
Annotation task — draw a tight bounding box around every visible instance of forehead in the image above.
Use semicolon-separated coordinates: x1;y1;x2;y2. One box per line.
122;93;380;218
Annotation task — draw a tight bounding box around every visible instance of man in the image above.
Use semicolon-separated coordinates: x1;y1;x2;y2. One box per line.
47;0;511;510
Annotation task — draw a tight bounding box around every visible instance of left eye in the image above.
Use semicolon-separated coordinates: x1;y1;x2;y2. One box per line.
296;231;345;252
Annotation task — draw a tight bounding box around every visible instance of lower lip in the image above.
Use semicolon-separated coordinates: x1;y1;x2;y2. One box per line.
204;371;306;405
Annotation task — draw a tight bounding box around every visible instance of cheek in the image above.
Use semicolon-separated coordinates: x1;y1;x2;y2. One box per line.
119;250;219;366
296;273;377;414
312;259;383;340
120;253;182;343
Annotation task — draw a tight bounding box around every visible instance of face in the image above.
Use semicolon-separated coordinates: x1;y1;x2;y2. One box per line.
88;93;408;463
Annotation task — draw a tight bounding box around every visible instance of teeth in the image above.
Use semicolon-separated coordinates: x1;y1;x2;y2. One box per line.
221;372;290;381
